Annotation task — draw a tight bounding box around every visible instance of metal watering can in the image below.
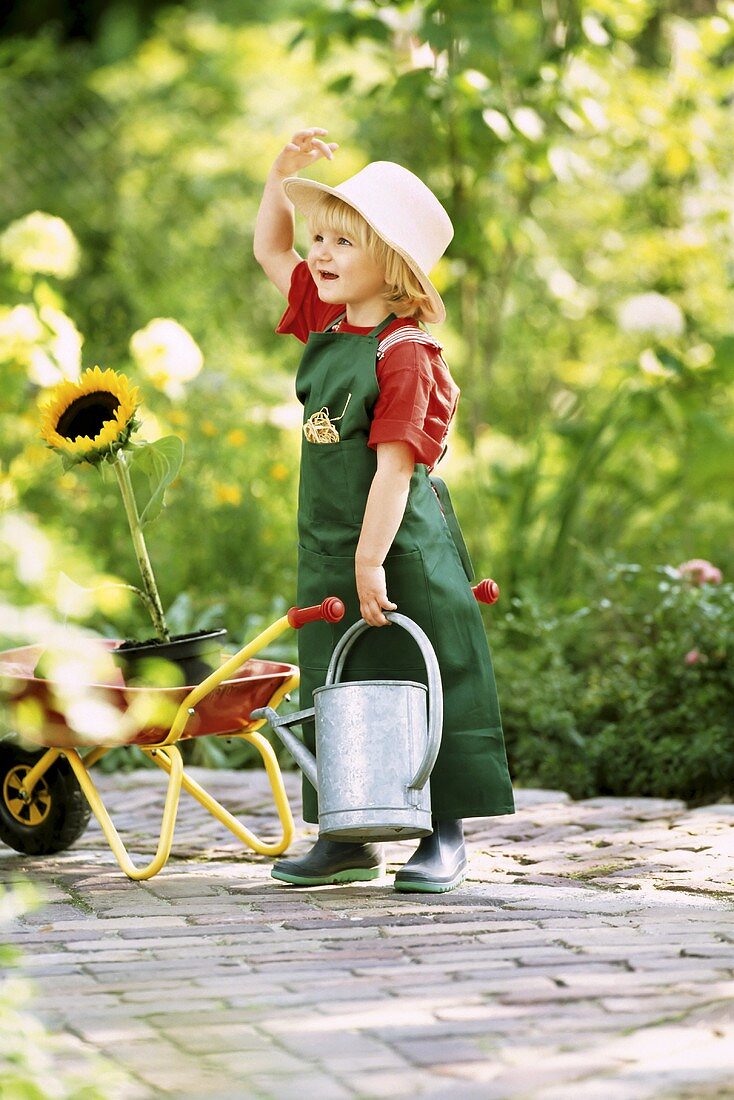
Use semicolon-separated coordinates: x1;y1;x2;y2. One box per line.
252;612;442;842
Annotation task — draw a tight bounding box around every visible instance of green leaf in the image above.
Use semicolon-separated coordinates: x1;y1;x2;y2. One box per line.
327;73;354;94
127;436;184;528
164;591;194;635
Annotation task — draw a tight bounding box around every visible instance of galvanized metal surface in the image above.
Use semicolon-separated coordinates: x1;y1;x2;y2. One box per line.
314;613;443;840
314;680;432;841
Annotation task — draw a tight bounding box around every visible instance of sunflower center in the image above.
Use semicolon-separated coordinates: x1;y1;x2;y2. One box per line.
56;393;120;441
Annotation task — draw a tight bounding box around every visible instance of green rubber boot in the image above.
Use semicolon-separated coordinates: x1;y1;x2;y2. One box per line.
393;819;467;893
271;837;383;886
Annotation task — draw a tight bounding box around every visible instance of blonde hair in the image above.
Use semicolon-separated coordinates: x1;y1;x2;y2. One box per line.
307;193;432;321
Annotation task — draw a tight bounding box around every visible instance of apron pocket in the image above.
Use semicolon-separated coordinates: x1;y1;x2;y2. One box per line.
371;547;438;674
300;440;363;527
342;547;437;675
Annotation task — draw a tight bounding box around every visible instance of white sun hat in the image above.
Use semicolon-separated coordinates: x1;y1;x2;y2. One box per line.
282;161;454;324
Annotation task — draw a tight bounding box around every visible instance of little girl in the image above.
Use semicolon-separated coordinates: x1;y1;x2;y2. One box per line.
254;127;515;893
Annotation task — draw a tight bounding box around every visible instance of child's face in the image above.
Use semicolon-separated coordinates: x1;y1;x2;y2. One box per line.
307;228;388;313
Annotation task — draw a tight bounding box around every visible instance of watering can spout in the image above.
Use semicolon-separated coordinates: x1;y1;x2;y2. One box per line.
250;706;319;791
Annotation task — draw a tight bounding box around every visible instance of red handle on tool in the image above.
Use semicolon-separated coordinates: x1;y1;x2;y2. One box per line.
473;578;500;605
287;597;346;629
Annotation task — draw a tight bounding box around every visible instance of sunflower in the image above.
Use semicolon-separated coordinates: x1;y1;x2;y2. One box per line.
41;365;171;641
40;366;141;466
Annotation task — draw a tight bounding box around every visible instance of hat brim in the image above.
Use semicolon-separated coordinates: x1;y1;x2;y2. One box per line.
283;176;446;325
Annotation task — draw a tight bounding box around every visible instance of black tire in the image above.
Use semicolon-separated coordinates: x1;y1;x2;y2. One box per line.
0;742;92;855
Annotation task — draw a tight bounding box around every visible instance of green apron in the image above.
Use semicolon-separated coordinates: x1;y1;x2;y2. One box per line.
294;314;515;823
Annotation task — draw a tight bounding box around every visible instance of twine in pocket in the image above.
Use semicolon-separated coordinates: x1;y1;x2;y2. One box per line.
303;392;352;444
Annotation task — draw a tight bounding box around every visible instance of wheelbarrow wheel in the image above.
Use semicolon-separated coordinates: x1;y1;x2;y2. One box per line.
0;743;92;855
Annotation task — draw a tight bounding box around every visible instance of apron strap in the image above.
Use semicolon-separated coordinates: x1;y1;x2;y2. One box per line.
429;475;475;583
323;311;347;333
368;313;397;338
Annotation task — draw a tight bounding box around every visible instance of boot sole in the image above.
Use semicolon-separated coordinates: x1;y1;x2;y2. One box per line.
271;866;383;887
393;870;466;894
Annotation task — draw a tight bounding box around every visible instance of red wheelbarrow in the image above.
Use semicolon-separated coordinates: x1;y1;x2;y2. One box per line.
0;599;345;880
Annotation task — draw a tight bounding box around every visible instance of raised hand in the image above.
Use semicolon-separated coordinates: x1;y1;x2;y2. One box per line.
272;128;339;177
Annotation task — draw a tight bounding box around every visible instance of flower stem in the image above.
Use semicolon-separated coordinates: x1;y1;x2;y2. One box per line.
112;451;170;641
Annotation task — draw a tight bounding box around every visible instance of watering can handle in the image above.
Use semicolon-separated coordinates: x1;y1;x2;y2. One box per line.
324;612;443;792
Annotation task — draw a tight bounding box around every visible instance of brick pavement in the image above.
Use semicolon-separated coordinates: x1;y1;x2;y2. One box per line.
2;766;734;1099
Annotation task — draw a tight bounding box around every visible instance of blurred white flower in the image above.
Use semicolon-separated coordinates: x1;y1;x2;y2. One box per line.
687;342;714;368
56;572;96;620
32;638;130;746
580;97;608;131
556;104;585;132
582;14;610;46
0;304;44;348
617;293;685;338
64;697;126;742
511;107;545;141
39;642;119;691
407;39;435;69
482;109;512;142
464;69;490;91
28;306;82;386
409;40;436;70
548;145;593;183
616;159;652;194
376;4;422;33
0;303;81;386
0;512;52;586
0;600;96;647
639;348;675;378
548;268;579;299
535;257;596;319
130;318;204;400
0;212;80;278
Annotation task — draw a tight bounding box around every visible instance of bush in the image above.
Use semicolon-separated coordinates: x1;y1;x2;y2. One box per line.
494;561;734;803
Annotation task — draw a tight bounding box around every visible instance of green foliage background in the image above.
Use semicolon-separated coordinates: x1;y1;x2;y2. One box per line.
1;0;733;798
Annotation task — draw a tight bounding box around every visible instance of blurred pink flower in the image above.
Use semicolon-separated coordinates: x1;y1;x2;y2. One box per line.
676;559;723;586
684;649;701;666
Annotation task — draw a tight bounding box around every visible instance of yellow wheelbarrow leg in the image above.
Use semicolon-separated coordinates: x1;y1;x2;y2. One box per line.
82;746;112;769
150;740;294;857
63;745;184;881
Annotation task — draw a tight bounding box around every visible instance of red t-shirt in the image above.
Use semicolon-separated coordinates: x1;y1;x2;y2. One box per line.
276;261;459;469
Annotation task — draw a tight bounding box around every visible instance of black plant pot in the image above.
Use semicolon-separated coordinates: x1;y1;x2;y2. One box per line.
113;628;228;686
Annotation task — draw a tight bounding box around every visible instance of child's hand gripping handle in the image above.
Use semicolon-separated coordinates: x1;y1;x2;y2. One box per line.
287;597;345;629
473;579;500;605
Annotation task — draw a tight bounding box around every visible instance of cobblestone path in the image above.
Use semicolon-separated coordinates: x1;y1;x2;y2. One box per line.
2;767;734;1099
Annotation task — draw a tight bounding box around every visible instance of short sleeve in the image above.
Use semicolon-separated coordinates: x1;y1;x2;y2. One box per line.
369;342;459;469
275;260;342;342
